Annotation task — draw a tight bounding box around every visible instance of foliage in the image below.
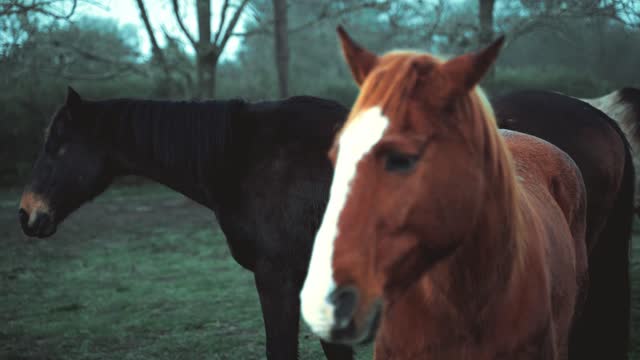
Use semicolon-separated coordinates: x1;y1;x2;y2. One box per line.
0;16;155;185
2;0;640;184
482;65;616;98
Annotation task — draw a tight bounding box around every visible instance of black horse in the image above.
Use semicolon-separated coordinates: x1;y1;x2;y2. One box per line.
19;87;633;359
581;87;640;214
19;87;353;360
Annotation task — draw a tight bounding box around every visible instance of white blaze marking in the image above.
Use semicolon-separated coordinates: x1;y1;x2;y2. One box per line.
300;106;389;339
28;212;38;227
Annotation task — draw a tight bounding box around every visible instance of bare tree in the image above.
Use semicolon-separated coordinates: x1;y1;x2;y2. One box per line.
501;0;631;43
1;0;78;19
238;1;391;36
135;0;170;79
272;0;288;98
240;0;392;99
1;0;143;82
183;0;249;98
135;0;250;99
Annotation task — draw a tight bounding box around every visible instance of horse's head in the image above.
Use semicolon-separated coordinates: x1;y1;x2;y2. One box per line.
300;27;505;344
19;87;115;238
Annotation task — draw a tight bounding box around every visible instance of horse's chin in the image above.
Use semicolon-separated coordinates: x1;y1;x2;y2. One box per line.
37;223;58;238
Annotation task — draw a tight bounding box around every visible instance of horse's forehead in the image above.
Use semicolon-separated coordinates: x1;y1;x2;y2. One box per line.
338;107;390;161
340;53;445;142
341;107;389;140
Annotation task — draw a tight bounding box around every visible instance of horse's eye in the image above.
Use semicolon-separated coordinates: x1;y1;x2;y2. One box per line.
384;151;418;173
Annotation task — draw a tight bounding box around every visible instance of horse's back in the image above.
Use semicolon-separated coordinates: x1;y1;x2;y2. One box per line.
493;90;627;251
502;129;586;239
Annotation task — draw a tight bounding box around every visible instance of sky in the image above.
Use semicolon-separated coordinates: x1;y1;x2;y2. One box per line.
74;0;245;59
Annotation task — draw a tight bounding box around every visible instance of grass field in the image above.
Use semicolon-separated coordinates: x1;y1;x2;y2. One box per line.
1;184;638;359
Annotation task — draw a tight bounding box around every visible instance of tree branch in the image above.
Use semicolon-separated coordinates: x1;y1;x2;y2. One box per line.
218;0;250;50
1;0;77;19
134;0;168;70
49;40;146;76
504;0;635;42
213;0;229;45
171;0;197;48
56;68;141;81
234;0;390;37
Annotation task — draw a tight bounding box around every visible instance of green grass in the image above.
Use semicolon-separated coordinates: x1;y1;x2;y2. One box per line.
0;184;638;359
1;185;374;359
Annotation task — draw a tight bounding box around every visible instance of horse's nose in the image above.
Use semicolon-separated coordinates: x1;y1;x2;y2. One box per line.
19;208;55;238
329;286;359;329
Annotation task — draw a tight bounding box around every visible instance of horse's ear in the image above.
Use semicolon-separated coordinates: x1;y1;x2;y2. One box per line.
66;86;82;108
441;36;505;93
337;26;378;86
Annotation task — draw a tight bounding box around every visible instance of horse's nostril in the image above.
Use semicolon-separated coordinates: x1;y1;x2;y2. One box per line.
18;208;29;227
330;286;359;328
32;212;51;230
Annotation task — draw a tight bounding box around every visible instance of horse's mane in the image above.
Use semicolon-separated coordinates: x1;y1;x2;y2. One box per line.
345;51;422;129
99;98;245;181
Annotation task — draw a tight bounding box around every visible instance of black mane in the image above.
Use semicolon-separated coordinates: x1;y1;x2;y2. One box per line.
93;98;246;183
74;95;347;209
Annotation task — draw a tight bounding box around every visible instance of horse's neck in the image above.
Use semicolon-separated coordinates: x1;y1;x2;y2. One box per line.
378;191;525;359
106;99;237;209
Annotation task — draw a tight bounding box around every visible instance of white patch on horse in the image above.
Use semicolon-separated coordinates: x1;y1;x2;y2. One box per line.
300;106;389;339
582;89;640;210
582;91;638;150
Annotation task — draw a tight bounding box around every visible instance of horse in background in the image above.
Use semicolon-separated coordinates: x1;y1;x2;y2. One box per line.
301;27;588;359
580;87;640;213
17;89;354;360
494;89;634;359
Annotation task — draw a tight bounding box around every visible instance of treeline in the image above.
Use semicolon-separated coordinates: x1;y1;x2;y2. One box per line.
2;0;640;185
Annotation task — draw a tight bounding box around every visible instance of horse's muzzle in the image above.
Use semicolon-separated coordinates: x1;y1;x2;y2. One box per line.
329;290;382;346
19;208;57;238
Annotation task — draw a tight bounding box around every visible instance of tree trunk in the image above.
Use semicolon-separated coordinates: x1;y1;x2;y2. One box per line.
272;0;289;98
478;0;495;47
196;55;217;99
478;0;496;79
195;0;215;98
135;0;174;94
197;0;211;45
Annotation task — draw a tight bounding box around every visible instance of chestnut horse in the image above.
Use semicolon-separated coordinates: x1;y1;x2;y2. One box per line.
301;28;588;359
